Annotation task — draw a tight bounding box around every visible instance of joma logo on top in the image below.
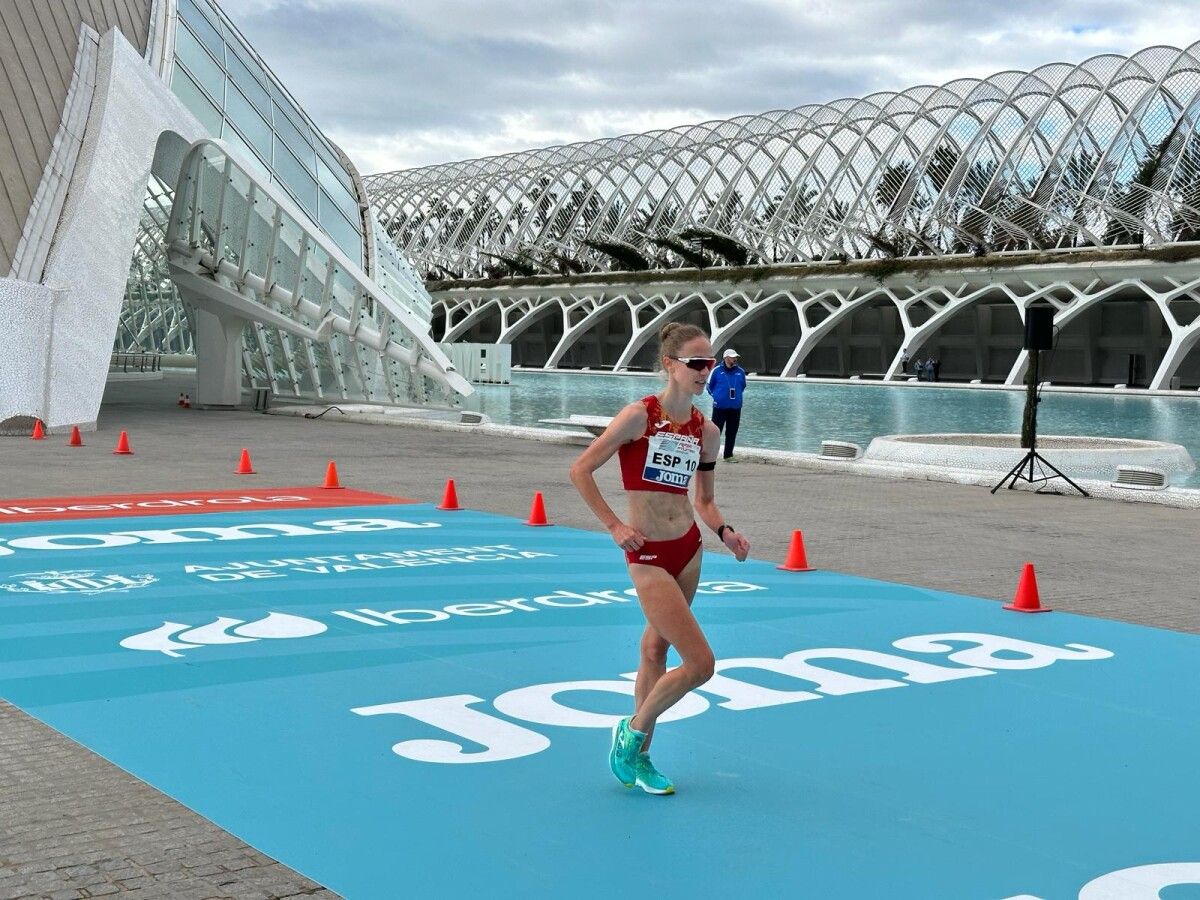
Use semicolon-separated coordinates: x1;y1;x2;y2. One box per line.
0;518;439;558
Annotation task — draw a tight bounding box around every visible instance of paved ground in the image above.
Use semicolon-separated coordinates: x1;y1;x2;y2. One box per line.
1;372;1196;898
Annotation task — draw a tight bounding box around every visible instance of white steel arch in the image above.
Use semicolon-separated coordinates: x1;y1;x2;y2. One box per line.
367;41;1200;282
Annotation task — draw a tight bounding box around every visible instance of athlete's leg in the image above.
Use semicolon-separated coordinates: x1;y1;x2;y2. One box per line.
628;550;713;734
635;550;702;750
634;625;667;749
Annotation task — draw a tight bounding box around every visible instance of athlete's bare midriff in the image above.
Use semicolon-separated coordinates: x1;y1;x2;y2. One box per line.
626;490;695;541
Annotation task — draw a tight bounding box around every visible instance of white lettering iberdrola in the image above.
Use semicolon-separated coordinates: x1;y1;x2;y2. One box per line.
351;632;1113;765
120;582;770;657
0;495;310;517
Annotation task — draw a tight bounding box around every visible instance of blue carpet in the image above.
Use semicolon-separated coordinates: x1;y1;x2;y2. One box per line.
1;502;1197;898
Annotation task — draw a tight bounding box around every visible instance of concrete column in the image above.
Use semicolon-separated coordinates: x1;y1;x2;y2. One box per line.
1082;304;1098;385
1149;325;1200;389
976;305;990;380
193;305;245;408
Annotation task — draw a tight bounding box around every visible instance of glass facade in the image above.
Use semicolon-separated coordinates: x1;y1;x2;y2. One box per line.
170;0;364;266
167;142;465;404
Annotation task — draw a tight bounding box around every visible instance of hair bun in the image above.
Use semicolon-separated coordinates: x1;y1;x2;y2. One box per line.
659;322;683;342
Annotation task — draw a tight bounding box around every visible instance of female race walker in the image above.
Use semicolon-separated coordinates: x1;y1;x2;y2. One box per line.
569;322;750;795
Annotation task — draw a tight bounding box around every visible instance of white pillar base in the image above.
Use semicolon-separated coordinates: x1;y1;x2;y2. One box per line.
193;306;245;408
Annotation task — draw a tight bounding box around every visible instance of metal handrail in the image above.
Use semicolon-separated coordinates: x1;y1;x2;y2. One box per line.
165;139;472;404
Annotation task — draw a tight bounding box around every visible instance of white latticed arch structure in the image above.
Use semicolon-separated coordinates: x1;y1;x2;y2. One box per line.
365;42;1200;388
368;43;1200;277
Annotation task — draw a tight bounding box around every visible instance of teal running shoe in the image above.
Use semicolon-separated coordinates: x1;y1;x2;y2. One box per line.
608;716;646;787
635;751;675;795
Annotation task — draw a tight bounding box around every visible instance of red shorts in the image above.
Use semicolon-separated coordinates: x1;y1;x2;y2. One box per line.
625;523;703;578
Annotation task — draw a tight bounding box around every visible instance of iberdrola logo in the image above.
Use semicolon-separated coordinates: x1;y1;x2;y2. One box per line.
1;570;157;596
121;612;327;657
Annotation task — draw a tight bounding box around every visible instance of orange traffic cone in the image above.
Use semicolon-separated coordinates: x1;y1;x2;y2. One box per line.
113;431;133;455
68;426;83;447
30;419;45;440
525;491;551;526
1004;562;1049;613
235;448;256;475
322;460;343;490
777;529;813;571
437;478;461;510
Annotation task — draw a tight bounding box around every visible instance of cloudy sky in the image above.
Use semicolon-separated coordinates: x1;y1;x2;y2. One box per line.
230;0;1200;176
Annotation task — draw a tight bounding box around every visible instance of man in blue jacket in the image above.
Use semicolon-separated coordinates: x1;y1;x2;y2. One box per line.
707;348;747;462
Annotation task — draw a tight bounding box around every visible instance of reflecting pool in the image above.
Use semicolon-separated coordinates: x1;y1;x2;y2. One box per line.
470;372;1200;487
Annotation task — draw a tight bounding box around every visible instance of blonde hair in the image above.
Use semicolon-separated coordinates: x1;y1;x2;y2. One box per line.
657;322;708;368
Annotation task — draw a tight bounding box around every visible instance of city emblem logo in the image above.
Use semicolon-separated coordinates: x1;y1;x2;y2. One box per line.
1;570;157;596
121;612;327;657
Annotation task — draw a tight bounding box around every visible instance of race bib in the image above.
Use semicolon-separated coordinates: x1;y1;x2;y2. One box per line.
642;432;701;488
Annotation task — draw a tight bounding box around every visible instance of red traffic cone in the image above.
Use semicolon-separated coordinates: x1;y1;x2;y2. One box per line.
68;426;83;447
177;393;185;407
322;460;344;490
30;419;45;440
437;478;461;510
777;529;813;571
113;431;133;455
525;491;551;526
235;448;256;475
1004;562;1050;613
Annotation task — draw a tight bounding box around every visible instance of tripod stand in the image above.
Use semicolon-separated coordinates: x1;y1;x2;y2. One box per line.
991;348;1089;496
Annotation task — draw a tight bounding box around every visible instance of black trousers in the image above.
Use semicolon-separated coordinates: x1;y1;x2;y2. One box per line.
711;407;742;459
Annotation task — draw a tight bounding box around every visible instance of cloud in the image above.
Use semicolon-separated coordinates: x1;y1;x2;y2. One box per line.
226;0;1200;174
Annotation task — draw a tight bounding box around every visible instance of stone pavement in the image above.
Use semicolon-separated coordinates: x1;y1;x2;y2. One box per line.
0;373;1195;898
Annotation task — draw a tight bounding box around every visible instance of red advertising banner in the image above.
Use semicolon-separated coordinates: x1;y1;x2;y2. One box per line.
0;487;413;522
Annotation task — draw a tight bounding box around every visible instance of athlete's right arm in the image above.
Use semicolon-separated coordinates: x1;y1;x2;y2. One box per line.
568;402;648;551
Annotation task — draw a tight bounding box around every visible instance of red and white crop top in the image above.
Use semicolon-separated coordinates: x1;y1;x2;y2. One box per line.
618;395;706;494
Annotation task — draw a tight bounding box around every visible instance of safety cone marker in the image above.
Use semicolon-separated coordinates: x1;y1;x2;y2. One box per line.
68;426;83;447
525;491;551;526
322;460;344;490
235;448;256;475
112;431;133;455
30;420;45;440
437;478;461;510
1004;562;1050;613
777;529;814;571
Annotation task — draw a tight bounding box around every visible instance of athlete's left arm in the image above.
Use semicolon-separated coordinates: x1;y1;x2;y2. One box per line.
693;420;750;561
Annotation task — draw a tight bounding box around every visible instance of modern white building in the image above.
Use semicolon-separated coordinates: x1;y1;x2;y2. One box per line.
6;9;1200;420
0;0;470;434
366;44;1200;389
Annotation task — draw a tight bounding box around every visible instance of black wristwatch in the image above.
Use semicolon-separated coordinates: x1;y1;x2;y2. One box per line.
717;524;734;541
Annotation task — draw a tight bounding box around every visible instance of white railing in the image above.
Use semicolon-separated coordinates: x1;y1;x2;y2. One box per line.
166;139;471;406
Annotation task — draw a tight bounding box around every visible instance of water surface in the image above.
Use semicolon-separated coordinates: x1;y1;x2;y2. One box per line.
469;372;1200;486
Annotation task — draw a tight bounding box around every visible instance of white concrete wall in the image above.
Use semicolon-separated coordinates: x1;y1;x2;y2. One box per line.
0;280;61;429
0;26;204;430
